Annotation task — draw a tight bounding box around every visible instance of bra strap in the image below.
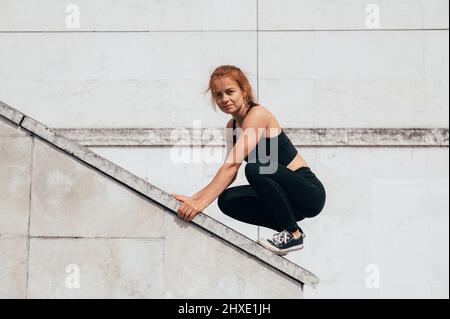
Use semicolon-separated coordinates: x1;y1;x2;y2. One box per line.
232;119;236;145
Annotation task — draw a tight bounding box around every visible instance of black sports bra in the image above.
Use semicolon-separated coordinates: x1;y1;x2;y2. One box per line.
232;118;298;166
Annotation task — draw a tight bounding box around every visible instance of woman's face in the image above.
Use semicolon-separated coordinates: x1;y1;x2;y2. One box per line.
212;77;246;114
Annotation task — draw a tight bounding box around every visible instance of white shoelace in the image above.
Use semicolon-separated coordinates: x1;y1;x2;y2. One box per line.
272;231;291;245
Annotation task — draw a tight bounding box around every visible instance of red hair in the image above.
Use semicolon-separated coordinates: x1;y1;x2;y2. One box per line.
204;65;259;111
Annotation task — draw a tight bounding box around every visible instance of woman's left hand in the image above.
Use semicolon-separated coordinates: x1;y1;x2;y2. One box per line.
171;193;203;222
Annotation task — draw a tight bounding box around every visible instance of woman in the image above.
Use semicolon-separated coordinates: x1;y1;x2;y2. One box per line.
172;65;326;256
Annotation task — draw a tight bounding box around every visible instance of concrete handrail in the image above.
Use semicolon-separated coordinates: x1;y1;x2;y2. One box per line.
0;100;320;289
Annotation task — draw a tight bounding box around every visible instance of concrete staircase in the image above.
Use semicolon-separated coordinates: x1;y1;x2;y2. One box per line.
0;100;318;298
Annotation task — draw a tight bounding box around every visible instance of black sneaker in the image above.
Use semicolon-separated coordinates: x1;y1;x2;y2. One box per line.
298;226;306;238
257;230;304;255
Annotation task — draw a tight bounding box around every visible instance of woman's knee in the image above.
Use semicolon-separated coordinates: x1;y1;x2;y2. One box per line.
300;204;325;219
244;162;261;180
217;190;230;212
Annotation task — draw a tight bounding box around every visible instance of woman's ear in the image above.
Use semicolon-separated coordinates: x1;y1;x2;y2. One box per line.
242;90;247;102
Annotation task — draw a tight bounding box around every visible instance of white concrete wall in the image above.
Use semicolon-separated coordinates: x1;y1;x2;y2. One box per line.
1;0;448;298
0;0;448;128
90;145;449;298
0;116;305;298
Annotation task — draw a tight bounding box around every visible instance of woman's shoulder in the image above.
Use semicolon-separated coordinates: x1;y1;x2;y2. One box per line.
226;105;273;129
250;104;273;118
249;105;282;135
247;105;276;127
246;104;270;118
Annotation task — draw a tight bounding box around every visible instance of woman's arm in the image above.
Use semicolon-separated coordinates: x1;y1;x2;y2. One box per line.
191;118;236;201
190;107;267;211
192;164;238;210
192;171;236;200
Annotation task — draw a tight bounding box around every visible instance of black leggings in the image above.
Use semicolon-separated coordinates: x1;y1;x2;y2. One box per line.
217;162;326;233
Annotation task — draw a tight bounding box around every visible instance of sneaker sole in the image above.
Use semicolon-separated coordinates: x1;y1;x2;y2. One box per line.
256;238;280;252
278;245;304;254
256;238;304;255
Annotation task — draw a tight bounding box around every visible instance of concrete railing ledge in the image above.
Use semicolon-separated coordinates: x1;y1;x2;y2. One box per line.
0;100;320;289
54;127;449;147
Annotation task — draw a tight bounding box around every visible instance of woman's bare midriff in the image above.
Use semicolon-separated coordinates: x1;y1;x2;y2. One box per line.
285;153;309;172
